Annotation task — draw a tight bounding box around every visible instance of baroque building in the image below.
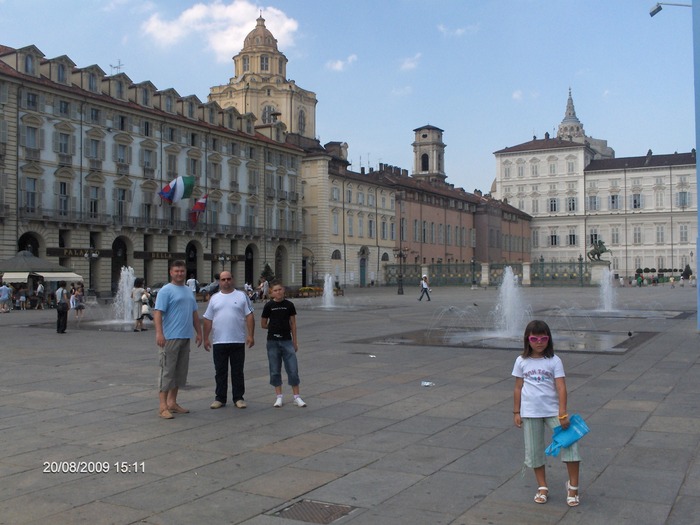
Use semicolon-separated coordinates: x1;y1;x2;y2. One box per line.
0;39;304;295
493;90;696;279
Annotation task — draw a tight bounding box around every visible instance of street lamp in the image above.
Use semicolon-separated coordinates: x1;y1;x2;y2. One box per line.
470;257;477;289
649;2;691;17
218;251;231;271
393;247;408;295
83;247;99;293
578;254;584;287
308;256;315;285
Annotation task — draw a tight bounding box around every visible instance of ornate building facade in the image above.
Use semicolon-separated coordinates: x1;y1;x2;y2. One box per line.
0;39;304;295
494;91;696;279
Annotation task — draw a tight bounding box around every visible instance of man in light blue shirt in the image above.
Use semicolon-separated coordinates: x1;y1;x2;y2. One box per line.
0;282;11;313
154;260;202;419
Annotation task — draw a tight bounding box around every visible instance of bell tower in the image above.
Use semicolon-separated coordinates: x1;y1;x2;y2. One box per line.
412;125;447;184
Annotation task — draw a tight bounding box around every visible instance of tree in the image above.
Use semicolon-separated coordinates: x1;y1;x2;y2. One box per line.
261;263;275;282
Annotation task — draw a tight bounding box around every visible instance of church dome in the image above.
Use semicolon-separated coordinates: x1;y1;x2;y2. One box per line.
243;16;278;51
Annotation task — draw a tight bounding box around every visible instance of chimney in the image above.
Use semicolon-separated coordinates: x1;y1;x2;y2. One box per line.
361;167;365;174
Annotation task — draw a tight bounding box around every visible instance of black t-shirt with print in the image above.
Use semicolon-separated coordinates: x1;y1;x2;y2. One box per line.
261;299;296;340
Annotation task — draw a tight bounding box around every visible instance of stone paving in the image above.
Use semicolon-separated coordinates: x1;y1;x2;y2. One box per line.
1;283;699;524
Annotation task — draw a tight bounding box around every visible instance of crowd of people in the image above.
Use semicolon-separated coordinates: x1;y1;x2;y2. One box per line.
0;280;86;314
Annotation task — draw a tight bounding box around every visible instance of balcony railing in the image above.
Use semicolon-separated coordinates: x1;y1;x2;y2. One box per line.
143;167;155;179
25;148;40;161
247;185;258;194
276;190;287;200
58;154;72;167
89;159;102;172
289;191;298;202
265;187;276;199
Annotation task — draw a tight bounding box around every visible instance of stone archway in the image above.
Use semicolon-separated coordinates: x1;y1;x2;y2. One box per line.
110;237;129;295
17;232;40;256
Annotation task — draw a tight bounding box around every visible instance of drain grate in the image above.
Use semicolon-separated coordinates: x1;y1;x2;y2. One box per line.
273;499;355;524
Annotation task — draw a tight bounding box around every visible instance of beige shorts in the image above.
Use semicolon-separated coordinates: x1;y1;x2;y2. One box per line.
158;339;190;392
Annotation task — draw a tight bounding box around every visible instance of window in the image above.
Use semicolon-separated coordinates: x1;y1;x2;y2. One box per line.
368;193;375;206
369;219;376;238
262;105;276;124
504;166;511;179
549;232;559;246
116;188;127;219
25;177;37;212
142;89;150;106
587;196;598;211
358;216;364;237
190;133;198;147
58;100;70;117
346;188;352;203
421;154;429;171
58;133;70;155
549;162;556;175
347;216;353;236
517;165;524;178
88;73;98;92
143;149;154;168
656;225;665;244
26;92;38;110
567;160;575;173
116;81;124;99
358;192;364;205
609;194;620;210
589;230;599;246
57;63;66;83
549;198;558;213
531;164;539;176
568;229;577;246
89;186;99;218
531;199;539;214
24;55;34;75
633;226;642;244
380;220;386;239
632;194;643;209
242;56;249;72
88;138;100;159
143;121;151;137
567;197;577;212
677;191;691;208
655;191;664;208
330;187;339;200
90;107;101;124
611;227;620;244
680;224;689;243
532;229;539;248
261;55;269;71
298;109;306;134
446;224;451;245
165;96;173;113
188;102;195;118
58;181;69;216
332;212;339;235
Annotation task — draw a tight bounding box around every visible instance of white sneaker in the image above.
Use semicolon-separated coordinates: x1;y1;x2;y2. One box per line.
293;396;307;407
273;396;283;408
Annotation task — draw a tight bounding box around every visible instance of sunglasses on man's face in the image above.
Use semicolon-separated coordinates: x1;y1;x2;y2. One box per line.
528;335;549;344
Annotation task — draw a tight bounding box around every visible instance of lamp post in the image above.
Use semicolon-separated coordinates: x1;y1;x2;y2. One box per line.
83;247;99;293
470;257;476;289
578;254;584;287
218;251;231;271
393;247;408;295
309;256;315;285
650;0;699;329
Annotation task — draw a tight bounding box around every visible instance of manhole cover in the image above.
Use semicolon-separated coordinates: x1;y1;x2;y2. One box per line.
273;499;355;524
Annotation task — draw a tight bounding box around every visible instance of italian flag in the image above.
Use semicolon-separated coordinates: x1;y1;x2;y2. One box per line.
189;195;208;225
158;176;195;203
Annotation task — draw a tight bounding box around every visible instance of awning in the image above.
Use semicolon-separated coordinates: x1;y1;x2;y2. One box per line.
0;272;30;282
37;272;83;281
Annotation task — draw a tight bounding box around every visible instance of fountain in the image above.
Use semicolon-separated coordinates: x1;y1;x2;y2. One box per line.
322;273;335;308
112;266;135;323
492;266;530;335
599;266;616;311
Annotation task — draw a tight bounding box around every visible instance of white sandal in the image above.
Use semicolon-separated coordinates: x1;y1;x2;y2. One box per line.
566;481;579;507
534;486;548;504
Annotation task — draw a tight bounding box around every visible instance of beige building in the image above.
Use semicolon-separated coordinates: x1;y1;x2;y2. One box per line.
494;91;696;279
0;41;304;295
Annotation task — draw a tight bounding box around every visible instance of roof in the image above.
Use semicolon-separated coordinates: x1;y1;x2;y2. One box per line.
493;135;586;154
585;151;696;172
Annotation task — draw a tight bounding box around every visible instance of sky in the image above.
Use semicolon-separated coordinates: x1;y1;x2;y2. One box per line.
0;0;695;194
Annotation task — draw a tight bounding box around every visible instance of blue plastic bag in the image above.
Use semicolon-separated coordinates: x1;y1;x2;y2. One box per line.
545;414;590;457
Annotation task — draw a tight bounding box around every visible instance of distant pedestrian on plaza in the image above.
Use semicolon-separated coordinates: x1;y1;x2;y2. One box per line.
186;274;198;296
55;280;69;333
418;274;431;301
132;277;150;332
513;319;581;507
36;280;45;309
73;284;85;321
0;282;10;313
203;270;254;410
261;280;306;408
154;260;202;419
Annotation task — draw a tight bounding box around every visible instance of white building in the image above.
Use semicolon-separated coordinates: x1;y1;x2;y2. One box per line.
494;90;696;279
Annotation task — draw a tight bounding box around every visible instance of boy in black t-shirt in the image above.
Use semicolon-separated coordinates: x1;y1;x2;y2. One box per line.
261;280;306;408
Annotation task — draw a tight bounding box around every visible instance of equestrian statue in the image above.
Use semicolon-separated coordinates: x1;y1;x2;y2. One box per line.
587;239;612;261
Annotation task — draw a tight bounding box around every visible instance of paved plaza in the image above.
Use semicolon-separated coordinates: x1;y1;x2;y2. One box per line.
1;282;699;525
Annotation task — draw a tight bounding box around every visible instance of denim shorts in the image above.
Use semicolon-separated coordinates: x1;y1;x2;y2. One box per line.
522;416;581;468
266;339;300;387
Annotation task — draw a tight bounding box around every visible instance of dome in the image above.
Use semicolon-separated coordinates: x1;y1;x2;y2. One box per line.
243;16;278;51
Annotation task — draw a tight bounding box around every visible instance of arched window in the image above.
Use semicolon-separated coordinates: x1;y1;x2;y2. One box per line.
262;105;276;124
298;109;306;134
421;153;429;171
331;250;342;260
381;252;389;261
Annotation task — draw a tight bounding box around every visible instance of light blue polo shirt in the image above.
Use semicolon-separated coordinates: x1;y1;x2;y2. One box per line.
154;283;197;340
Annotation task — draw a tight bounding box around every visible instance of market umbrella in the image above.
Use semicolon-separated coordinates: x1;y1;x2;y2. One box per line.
0;250;83;282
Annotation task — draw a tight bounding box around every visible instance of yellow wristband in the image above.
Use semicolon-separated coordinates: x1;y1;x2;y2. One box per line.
558;414;568;420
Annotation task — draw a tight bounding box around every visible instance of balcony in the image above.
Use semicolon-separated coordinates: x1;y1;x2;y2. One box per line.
89;159;102;172
230;181;240;192
289;191;298;202
276;190;287;200
247;185;258;194
58;154;72;167
25;148;40;161
142;167;155;179
265;187;276;199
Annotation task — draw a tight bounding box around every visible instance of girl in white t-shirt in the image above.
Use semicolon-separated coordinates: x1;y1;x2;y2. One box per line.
512;320;581;507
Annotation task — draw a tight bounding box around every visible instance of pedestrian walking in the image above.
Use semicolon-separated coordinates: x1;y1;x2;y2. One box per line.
418;275;431;301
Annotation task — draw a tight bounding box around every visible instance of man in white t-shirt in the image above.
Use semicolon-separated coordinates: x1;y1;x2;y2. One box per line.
202;271;254;409
186;274;198;296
